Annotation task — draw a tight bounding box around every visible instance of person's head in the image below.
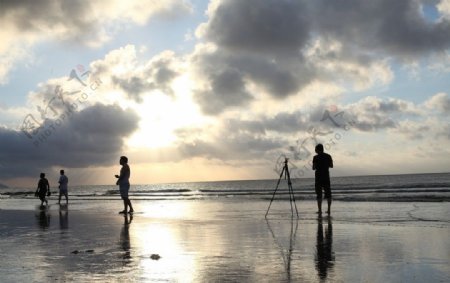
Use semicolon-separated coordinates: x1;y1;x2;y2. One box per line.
120;156;128;165
60;169;65;175
315;144;324;154
40;173;45;178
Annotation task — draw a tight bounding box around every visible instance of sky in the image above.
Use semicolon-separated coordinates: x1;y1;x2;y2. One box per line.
0;0;449;187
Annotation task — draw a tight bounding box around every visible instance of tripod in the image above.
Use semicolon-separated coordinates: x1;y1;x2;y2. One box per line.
265;158;299;218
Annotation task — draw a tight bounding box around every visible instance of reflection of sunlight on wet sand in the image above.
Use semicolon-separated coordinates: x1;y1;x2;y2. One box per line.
140;202;193;219
132;223;196;282
132;202;197;281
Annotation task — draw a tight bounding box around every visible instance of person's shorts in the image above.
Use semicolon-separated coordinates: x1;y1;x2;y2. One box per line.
119;183;130;198
38;194;47;201
59;188;68;195
315;180;331;199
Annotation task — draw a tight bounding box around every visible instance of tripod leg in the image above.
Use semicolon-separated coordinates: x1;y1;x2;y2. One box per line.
288;182;299;218
265;166;285;218
285;166;299;218
288;181;294;217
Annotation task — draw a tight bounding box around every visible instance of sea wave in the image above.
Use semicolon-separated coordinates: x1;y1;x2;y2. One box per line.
1;173;449;202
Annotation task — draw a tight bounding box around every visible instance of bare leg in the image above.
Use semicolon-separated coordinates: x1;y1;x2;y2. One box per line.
317;198;322;214
327;198;332;215
127;199;134;213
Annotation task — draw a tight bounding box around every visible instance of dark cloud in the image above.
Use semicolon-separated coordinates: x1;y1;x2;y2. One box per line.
177;133;284;161
194;67;253;114
111;76;149;103
190;48;314;114
263;111;310;133
351;118;397;132
202;0;311;55
0;0;96;41
0;0;193;47
192;0;450;114
0;104;139;179
346;97;421;132
222;111;311;135
313;0;450;57
172;109;327;161
231;55;310;98
107;51;179;102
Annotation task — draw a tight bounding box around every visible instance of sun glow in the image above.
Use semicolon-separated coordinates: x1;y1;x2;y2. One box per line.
126;77;207;148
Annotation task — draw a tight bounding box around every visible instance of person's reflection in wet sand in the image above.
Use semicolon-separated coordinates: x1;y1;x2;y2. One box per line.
59;205;69;230
120;213;133;263
36;208;51;230
315;216;335;280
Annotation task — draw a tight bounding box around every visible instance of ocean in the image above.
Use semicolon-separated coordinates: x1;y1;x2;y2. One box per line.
2;172;449;202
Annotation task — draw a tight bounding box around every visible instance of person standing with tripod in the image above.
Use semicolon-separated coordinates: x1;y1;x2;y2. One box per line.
313;144;333;215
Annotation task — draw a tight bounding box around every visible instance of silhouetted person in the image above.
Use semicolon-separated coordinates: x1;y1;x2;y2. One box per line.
312;144;333;214
115;156;134;214
315;217;334;280
35;173;50;206
58;169;69;205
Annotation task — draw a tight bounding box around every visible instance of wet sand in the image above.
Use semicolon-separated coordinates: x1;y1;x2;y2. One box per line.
0;199;449;282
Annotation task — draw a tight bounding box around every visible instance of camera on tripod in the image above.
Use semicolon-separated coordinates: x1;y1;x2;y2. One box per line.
265;157;299;218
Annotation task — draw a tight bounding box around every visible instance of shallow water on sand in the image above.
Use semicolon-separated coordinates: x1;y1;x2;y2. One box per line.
0;200;449;282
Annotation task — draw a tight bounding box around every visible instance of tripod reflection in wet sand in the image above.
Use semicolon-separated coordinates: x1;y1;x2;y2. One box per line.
266;218;299;281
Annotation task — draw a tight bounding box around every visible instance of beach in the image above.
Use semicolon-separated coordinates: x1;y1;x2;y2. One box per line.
0;198;448;282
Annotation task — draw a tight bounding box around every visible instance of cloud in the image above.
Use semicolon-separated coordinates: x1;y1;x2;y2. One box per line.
189;43;314;114
189;0;450;115
0;0;192;45
110;50;180;102
343;94;450;141
224;111;311;134
312;0;450;58
90;46;181;102
193;66;253;115
198;0;311;55
0;45;31;85
424;92;450;114
397;120;431;139
0;0;192;82
0;104;139;179
176;132;284;161
347;96;420;132
437;0;450;19
171;106;331;162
